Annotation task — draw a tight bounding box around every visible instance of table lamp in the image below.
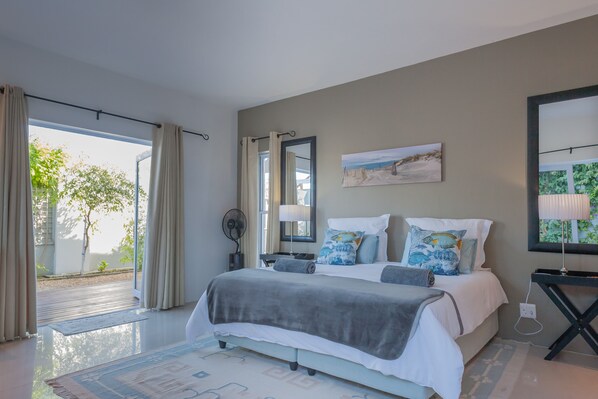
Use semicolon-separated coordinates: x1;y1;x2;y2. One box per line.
279;205;310;255
538;194;590;274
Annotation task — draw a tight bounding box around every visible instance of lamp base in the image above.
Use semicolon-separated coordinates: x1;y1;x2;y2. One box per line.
560;220;567;275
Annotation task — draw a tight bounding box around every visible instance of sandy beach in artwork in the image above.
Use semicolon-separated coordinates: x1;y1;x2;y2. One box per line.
342;146;441;187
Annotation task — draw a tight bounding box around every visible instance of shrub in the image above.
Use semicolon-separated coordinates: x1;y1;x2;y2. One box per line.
36;263;49;275
97;260;109;272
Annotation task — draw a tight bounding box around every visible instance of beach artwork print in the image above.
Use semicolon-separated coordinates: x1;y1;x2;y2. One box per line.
342;143;442;187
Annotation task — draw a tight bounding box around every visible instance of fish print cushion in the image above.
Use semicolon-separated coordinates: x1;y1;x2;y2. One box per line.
317;228;365;265
407;226;466;276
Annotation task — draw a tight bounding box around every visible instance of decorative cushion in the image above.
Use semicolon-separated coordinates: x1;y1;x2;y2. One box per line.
356;234;379;264
403;218;492;269
458;239;478;274
317;228;365;265
407;226;466;276
328;214;390;262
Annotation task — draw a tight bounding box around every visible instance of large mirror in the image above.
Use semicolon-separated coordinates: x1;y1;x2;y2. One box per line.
281;136;316;242
528;84;598;254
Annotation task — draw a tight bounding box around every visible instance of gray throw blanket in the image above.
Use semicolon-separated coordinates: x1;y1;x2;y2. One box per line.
381;265;435;287
273;258;316;274
207;269;444;360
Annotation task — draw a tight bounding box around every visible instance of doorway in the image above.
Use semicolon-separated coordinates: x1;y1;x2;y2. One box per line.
30;121;151;324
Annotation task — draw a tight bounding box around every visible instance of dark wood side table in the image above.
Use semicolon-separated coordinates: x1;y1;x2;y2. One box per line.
531;268;598;360
259;252;315;268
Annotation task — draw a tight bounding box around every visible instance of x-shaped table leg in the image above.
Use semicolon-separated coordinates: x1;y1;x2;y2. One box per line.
536;282;598;360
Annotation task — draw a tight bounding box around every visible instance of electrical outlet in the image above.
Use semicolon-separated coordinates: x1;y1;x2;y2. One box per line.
520;303;537;319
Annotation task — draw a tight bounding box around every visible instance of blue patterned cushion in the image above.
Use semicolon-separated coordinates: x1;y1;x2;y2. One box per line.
317;228;365;265
407;226;466;276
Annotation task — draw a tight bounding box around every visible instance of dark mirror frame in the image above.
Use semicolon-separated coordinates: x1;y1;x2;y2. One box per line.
280;136;317;243
527;84;598;255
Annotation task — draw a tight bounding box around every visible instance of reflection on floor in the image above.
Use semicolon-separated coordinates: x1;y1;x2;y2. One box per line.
1;303;194;399
1;302;597;399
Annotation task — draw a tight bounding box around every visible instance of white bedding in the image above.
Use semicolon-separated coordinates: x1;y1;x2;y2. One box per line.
186;262;507;399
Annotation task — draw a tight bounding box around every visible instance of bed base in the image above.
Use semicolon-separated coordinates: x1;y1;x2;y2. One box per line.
215;311;498;399
216;334;299;371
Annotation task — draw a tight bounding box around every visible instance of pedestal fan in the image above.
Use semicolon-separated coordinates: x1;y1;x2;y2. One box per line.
222;209;246;271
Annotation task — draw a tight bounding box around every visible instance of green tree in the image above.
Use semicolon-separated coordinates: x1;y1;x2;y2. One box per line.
539;163;598;244
573;162;598;243
29;138;67;202
29;139;68;251
117;206;146;271
61;164;136;274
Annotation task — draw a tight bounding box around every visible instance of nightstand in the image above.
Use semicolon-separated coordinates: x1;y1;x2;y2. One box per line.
259;252;315;268
531;268;598;360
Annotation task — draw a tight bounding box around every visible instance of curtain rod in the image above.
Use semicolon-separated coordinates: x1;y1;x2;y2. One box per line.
539;143;598;155
239;130;296;145
0;87;209;140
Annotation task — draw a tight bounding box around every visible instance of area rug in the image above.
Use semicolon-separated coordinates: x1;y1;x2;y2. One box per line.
48;310;148;336
460;339;529;399
46;337;528;399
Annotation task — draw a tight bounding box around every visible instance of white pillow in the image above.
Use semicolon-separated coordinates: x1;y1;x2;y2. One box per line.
402;218;492;269
328;214;390;262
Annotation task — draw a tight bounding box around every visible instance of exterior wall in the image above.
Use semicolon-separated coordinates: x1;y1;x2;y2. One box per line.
53;200;133;274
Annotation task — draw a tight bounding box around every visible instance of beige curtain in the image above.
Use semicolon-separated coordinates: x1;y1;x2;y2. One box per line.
240;137;258;267
266;132;282;253
0;85;37;342
141;123;184;310
285;151;298;235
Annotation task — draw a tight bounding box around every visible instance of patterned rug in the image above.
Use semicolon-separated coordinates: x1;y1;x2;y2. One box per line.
46;337;528;399
460;339;529;399
48;310;148;336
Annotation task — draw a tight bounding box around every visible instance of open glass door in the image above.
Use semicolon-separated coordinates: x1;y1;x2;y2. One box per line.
133;150;152;298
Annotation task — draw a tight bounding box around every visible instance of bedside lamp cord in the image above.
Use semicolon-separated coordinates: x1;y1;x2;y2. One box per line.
514;279;544;336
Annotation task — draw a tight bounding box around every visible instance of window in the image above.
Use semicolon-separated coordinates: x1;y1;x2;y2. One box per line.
258;151;269;254
539;158;598;244
33;188;55;246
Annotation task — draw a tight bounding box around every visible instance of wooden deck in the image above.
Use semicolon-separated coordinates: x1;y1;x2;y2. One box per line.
37;281;139;326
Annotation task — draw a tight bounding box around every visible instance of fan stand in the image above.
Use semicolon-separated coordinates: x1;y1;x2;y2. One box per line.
229;252;244;271
222;209;247;271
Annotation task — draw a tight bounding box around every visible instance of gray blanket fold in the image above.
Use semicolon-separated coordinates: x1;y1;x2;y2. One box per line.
273;258;316;274
207;269;444;360
381;265;435;287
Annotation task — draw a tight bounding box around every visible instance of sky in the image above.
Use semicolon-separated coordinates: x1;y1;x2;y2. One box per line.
342;143;441;169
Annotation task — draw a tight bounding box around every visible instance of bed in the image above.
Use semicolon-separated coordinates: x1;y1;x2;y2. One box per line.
186;262;507;399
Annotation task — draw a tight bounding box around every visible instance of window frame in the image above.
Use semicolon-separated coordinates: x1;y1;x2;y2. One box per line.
258;151;269;255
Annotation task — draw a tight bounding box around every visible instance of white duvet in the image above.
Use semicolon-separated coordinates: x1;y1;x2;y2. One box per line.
186;263;508;399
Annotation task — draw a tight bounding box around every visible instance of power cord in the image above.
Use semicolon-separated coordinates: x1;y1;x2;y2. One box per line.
513;278;544;336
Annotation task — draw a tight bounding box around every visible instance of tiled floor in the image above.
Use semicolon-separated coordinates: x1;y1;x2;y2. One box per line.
0;303;195;399
1;303;597;398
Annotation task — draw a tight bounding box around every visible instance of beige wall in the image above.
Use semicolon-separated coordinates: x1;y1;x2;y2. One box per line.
238;15;598;353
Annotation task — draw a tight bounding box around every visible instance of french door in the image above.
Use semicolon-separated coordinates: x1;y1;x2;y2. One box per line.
133;150;151;298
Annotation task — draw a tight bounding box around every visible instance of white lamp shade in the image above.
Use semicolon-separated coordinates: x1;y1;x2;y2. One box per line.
279;205;310;222
538;194;591;220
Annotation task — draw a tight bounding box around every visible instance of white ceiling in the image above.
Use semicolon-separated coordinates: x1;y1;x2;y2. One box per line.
1;0;597;109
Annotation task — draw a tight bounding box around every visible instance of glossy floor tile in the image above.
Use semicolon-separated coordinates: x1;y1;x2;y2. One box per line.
508;345;598;398
0;303;196;399
1;304;597;399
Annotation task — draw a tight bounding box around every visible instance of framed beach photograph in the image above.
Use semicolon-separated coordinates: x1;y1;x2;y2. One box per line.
342;143;442;187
